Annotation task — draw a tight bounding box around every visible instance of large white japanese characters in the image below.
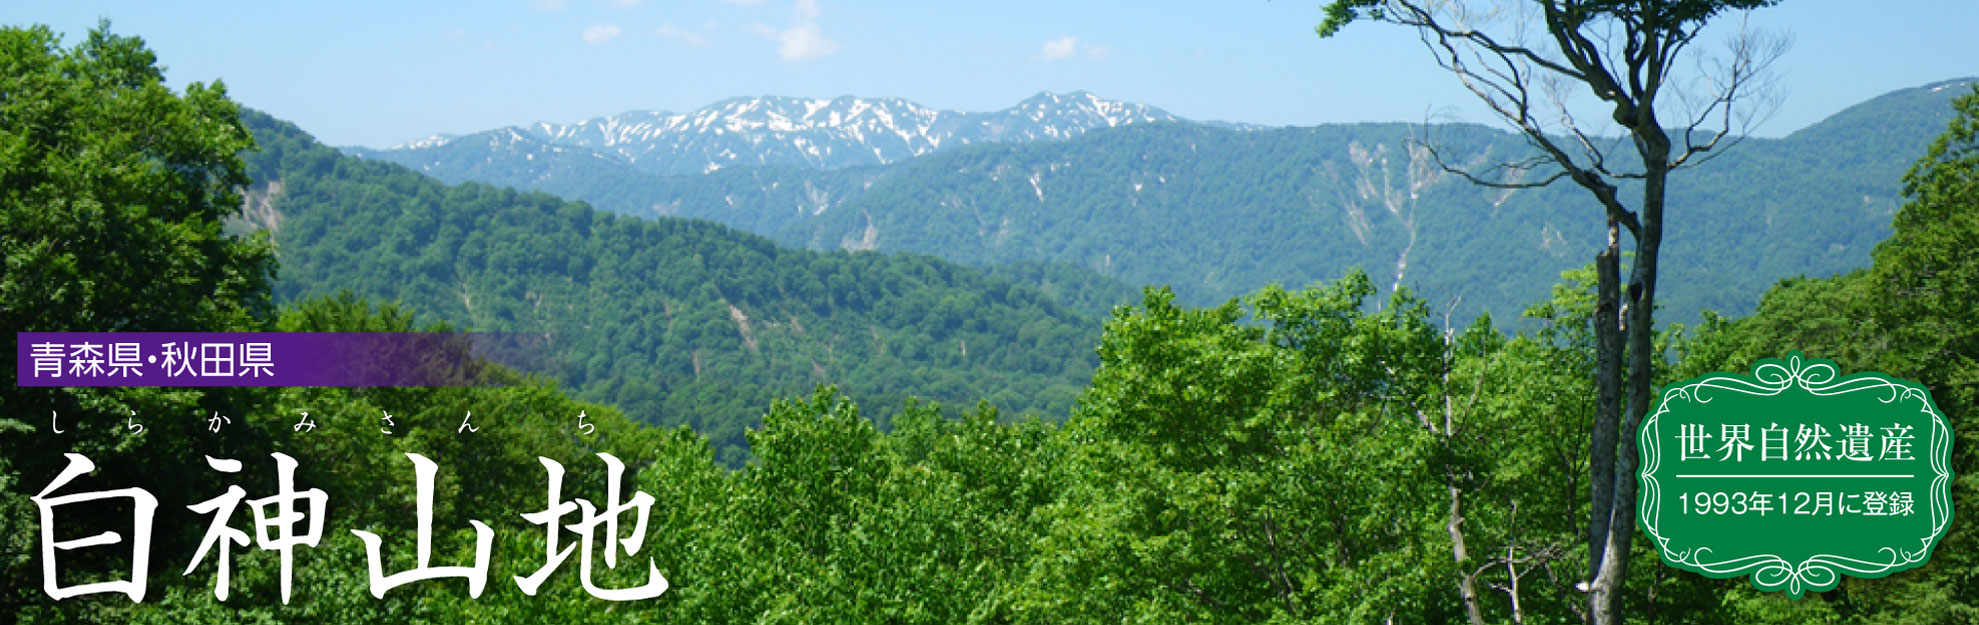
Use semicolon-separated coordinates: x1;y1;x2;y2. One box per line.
30;451;669;603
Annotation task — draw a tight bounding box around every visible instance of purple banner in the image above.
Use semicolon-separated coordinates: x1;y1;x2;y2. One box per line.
16;333;535;387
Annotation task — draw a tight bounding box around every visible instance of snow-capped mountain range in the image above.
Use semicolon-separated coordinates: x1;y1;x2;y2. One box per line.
360;91;1231;177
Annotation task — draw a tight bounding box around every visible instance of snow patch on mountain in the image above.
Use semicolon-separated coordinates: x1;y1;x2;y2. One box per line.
373;91;1223;177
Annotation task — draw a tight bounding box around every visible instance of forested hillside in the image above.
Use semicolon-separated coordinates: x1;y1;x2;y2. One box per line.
358;79;1972;324
242;111;1106;464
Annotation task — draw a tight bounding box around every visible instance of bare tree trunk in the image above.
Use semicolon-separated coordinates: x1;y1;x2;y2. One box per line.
1442;316;1487;625
1589;228;1623;564
1508;542;1527;625
1588;219;1624;625
1314;5;1784;622
1452;480;1485;625
1591;137;1670;625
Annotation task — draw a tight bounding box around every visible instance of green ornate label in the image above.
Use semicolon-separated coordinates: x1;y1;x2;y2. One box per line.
1637;352;1954;598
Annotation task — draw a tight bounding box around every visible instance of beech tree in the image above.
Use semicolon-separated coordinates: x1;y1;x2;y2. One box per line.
0;22;274;617
1316;2;1786;623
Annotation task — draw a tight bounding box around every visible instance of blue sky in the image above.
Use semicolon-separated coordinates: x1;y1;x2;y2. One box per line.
12;1;1975;148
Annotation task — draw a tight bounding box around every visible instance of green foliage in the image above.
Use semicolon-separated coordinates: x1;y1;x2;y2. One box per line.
0;22;272;338
0;22;275;617
1874;86;1979;411
982;259;1142;320
988;272;1609;623
1679;86;1979;623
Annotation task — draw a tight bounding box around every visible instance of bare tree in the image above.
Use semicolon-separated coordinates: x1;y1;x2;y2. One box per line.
1317;1;1787;623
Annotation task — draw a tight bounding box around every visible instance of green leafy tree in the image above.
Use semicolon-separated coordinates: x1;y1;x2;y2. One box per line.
1000;273;1619;623
1679;86;1979;623
0;22;273;617
1873;87;1979;415
0;21;270;335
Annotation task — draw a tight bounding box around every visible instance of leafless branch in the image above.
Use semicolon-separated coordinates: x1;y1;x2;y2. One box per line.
1384;1;1651;237
1668;13;1789;170
1388;1;1590;82
1408;136;1570;190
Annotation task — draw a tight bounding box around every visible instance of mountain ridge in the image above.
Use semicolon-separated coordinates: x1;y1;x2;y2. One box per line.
341;78;1976;325
360;91;1193;176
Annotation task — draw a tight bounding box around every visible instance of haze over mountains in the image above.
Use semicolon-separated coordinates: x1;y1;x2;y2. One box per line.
247;111;1109;464
348;79;1975;324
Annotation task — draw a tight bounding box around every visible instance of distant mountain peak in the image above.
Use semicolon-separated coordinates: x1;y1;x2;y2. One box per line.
388;133;460;151
1788;76;1975;144
1007;91;1169;128
1925;77;1976;91
370;92;1202;176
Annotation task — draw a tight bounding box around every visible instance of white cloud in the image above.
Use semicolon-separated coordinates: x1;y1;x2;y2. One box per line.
749;0;839;61
1037;36;1077;61
529;0;568;10
721;0;767;4
1035;36;1113;62
610;0;644;6
582;23;623;44
657;22;713;47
